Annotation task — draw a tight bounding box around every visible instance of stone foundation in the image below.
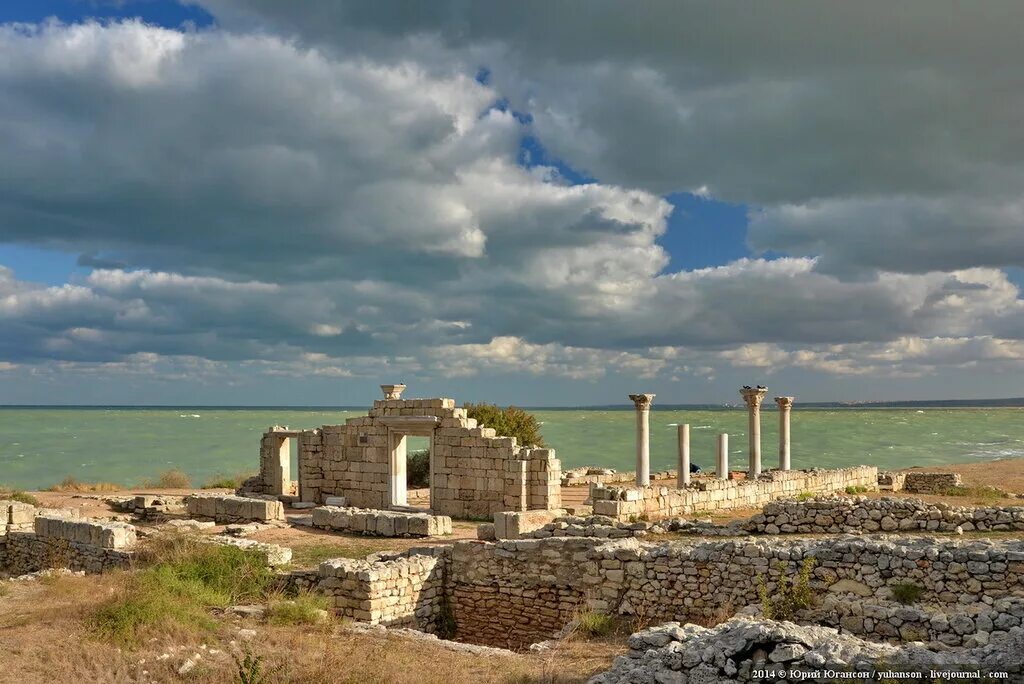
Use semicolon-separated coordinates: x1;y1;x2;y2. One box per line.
904;471;962;494
748;495;1024;534
0;516;137;576
878;471;907;491
184;494;285;524
289;532;1024;651
311;506;452;537
286;548;449;630
591;466;878;521
492;509;567;539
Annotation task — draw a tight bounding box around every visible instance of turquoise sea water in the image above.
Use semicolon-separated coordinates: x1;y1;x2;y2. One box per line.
1;407;1023;490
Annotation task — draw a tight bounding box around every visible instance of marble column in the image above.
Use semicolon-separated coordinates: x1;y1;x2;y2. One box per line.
629;393;655;487
717;433;729;480
677;424;690;488
740;386;768;478
775;396;794;471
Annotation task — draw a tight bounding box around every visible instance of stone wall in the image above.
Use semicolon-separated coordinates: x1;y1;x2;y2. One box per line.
802;593;1024;647
255;394;562;518
904;471;962;494
592;618;1024;683
1;516;137;576
448;539;587;649
288;532;1024;650
109;494;186;520
590;466;877;521
562;467;678;487
0;499;36;535
748;495;1024;534
291;549;448;631
878;471;907;491
311;506;452;537
447;534;1023;648
184;494;285;524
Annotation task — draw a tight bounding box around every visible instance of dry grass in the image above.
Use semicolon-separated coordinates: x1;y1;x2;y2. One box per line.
0;486;41;506
0;572;623;684
43;476;122;493
142;468;192;489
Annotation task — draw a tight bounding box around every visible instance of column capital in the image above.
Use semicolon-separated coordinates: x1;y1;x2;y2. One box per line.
629;393;656;410
774;396;795;410
739;386;768;409
380;383;407;400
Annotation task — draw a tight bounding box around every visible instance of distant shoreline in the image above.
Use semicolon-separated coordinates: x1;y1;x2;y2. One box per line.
2;399;1024;411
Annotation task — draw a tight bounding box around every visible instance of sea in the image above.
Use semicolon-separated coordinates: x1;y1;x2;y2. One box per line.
1;406;1023;490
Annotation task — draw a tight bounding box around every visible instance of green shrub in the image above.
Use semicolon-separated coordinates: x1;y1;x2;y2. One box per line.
202;473;255;490
7;490;40;506
234;647;271;684
757;557;817;620
891;582;924;605
464;403;546;447
407;449;431;488
91;535;274;642
795;491;815;501
266;593;331;626
573;609;616;637
845;485;869;494
142;468;192;489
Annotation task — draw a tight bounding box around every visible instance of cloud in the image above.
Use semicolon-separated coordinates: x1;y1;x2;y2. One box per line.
0;14;1023;397
0;19;666;286
193;1;1024;275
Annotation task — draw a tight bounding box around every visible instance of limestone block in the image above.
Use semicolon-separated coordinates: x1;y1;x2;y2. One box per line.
5;502;36;525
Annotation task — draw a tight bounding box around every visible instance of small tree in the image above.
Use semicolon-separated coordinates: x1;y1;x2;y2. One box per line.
464;403;546;447
757;557;817;620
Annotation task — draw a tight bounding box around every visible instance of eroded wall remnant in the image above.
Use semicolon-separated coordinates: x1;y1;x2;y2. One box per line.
245;389;561;518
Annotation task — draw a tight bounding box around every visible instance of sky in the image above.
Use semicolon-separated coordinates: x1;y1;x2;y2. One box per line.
1;1;1023;406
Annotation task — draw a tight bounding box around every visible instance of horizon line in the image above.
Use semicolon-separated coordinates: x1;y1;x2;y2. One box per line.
2;396;1024;410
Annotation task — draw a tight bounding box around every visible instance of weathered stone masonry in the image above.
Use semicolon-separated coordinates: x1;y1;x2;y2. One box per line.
249;393;562;518
590;465;877;521
295;534;1024;650
311;506;452;537
1;515;136;575
184;494;285;524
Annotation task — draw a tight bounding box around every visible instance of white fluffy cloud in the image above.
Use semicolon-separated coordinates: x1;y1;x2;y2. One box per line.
1;11;1023;399
195;1;1024;276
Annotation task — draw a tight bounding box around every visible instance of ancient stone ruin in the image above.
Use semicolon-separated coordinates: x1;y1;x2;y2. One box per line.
244;385;561;518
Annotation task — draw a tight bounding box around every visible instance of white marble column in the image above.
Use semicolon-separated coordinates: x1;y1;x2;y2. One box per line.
717;433;729;480
775;396;794;471
629;393;655;487
740;386;768;478
677;423;690;487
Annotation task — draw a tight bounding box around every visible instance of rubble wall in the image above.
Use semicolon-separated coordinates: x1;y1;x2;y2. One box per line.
590;466;877;521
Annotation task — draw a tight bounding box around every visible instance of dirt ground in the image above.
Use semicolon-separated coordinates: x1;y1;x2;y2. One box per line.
0;573;625;684
18;456;1024;554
